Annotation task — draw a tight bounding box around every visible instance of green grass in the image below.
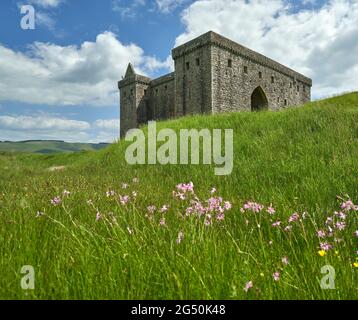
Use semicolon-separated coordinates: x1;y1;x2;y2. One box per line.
0;140;109;154
0;93;357;299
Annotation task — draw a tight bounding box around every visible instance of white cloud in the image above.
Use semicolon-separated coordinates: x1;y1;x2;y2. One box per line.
0;115;90;131
175;0;358;99
0;115;119;143
29;0;63;8
112;0;146;19
156;0;191;13
36;11;56;30
94;119;120;131
0;32;170;106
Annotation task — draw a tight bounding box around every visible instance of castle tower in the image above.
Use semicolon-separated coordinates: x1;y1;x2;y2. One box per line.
118;63;151;138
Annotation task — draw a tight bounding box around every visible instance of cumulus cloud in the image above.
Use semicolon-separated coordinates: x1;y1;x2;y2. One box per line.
29;0;63;8
94;119;120;131
175;0;358;98
155;0;191;13
0;115;90;131
0;32;170;106
0;115;119;143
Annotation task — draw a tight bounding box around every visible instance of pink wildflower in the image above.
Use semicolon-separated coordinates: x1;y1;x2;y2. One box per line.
320;242;333;251
273;272;280;281
317;230;326;238
176;182;194;194
204;214;212;226
288;213;300;223
160;205;169;213
147;205;156;214
244;281;253;292
96;212;101;221
119;195;130;205
210;187;217;194
51;196;61;206
106;190;116;197
335;221;346;231
216;213;225;221
121;183;129;189
176;231;184;244
224;201;232;210
62;190;70;197
159;217;166;226
272;220;281;227
267;206;276;215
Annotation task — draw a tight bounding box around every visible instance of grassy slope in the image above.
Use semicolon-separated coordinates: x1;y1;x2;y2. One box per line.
0;141;109;154
0;93;357;299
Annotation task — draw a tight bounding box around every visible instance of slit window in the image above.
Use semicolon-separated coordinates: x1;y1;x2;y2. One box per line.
284;99;287;106
271;76;275;84
297;85;300;92
144;89;147;96
303;85;306;93
186;62;190;70
228;59;232;68
244;66;248;74
259;71;262;79
196;58;200;66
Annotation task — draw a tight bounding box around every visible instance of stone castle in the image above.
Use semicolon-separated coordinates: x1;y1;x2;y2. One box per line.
118;31;312;137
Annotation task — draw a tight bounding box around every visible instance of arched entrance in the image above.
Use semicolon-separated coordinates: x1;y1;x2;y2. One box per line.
251;86;268;111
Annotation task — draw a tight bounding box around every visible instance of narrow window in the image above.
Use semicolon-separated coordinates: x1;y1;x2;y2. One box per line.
131;89;134;95
228;59;232;68
144;89;147;96
156;89;158;94
297;85;300;92
186;62;190;70
196;58;200;66
277;97;280;103
271;76;275;84
164;85;167;90
259;71;262;79
303;85;306;93
284;99;287;106
244;66;248;74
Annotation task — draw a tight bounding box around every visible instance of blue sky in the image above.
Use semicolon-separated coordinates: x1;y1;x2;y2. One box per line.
0;0;357;142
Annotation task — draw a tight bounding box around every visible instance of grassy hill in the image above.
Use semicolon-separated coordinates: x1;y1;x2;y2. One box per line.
0;140;110;154
0;93;357;299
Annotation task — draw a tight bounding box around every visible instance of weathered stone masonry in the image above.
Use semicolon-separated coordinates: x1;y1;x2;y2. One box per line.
118;31;312;137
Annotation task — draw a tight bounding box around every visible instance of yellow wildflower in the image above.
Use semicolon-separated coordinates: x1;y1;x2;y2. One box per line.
353;262;358;268
318;250;327;257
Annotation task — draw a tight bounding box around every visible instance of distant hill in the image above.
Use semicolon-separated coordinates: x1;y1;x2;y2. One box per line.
0;140;110;154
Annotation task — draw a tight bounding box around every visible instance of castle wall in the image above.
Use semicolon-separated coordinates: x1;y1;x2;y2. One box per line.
210;33;312;112
150;73;175;120
210;44;311;113
173;39;213;117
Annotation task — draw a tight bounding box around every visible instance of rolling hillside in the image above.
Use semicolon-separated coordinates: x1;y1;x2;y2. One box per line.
0;140;110;154
0;93;357;300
